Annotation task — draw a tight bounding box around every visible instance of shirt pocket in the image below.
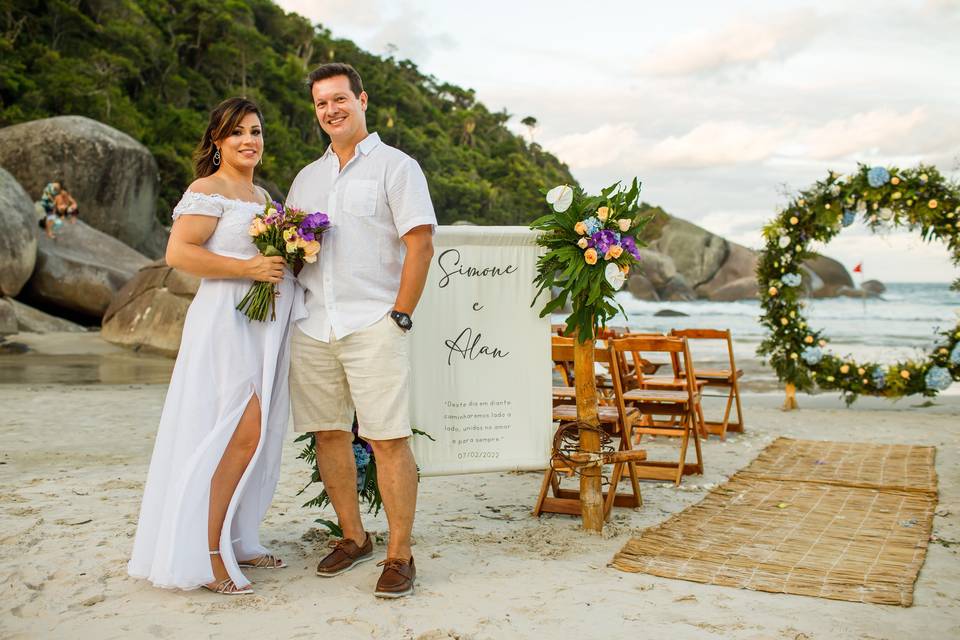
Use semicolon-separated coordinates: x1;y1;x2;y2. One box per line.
343;179;378;218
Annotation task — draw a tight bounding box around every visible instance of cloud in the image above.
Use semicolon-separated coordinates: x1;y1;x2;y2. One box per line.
543;124;641;170
801;108;928;159
640;9;820;76
277;0;454;62
639;121;789;168
545;121;789;171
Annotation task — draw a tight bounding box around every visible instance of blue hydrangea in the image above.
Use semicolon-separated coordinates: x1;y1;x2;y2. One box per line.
802;346;823;366
582;216;602;236
353;443;371;470
925;366;953;391
950;343;960;366
871;367;887;389
867;166;890;188
782;273;802;287
842;210;856;227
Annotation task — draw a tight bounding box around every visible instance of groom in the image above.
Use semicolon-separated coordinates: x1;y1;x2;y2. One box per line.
287;62;436;599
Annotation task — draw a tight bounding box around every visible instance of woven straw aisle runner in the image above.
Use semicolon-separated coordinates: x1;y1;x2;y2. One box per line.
611;438;937;606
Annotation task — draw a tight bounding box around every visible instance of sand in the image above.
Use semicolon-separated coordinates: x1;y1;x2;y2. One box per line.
1;333;958;639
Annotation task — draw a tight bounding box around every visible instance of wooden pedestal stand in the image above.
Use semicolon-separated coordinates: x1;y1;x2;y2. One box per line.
574;336;604;532
782;383;799;411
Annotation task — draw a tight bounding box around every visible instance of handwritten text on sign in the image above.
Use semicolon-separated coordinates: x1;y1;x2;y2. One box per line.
409;227;552;476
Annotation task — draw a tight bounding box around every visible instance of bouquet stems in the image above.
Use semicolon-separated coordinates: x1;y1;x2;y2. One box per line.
236;281;278;321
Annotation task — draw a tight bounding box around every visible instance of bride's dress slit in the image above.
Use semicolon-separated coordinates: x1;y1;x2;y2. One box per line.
208;393;262;578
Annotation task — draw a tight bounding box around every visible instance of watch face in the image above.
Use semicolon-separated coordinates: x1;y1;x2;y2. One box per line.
393;312;412;329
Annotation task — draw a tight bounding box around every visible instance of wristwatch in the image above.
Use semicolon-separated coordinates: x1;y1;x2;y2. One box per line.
390;310;413;331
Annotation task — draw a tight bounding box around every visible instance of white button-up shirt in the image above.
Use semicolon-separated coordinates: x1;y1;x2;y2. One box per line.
287;133;437;342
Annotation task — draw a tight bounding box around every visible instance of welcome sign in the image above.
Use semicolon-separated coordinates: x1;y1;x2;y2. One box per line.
410;226;553;476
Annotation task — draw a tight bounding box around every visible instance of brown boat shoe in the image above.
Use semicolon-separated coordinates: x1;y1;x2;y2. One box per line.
315;532;374;577
374;556;416;599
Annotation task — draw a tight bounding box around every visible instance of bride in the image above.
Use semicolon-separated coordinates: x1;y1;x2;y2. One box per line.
128;97;304;595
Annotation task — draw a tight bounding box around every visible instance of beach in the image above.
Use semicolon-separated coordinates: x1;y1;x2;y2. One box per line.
1;332;958;639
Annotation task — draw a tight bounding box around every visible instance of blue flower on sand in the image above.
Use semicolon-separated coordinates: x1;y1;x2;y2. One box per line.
867;166;890;188
353;443;371;490
782;273;802;287
353;443;371;470
925;366;953;391
871;367;887;389
950;343;960;366
802;346;823;366
582;216;602;236
842;210;856;227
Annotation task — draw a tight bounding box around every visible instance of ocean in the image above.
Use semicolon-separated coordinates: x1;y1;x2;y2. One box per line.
604;282;959;372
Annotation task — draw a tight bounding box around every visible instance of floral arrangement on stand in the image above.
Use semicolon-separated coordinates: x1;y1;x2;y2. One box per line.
238;201;329;321
531;180;648;341
757;163;960;403
296;422;434;537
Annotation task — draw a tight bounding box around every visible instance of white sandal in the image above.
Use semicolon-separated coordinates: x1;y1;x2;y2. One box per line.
238;553;287;569
203;550;253;595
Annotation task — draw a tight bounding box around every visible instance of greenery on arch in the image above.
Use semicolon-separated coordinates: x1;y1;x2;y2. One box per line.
757;163;960;403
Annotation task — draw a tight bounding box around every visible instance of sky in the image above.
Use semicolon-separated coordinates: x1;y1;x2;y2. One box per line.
277;0;960;282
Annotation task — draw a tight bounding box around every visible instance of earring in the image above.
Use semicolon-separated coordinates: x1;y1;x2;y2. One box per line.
213;149;221;166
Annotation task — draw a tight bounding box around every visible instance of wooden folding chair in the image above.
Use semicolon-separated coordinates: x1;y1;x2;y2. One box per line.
670;329;744;440
535;342;645;518
610;335;704;485
619;333;708;438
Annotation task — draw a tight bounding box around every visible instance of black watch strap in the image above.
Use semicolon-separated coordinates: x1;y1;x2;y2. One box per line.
390;310;413;331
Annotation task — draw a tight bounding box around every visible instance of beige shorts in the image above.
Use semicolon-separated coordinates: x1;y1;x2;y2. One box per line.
290;314;412;440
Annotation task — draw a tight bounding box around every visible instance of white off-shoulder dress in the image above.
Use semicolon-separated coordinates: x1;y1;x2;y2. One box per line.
128;191;306;591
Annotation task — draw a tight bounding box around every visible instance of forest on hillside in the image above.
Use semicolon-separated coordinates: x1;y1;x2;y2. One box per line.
0;0;575;224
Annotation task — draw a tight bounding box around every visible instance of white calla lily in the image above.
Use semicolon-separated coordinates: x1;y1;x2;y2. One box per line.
604;262;626;290
546;185;573;213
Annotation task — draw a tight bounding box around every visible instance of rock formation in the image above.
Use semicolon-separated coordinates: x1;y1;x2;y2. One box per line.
0;167;38;297
0;116;168;258
101;259;200;357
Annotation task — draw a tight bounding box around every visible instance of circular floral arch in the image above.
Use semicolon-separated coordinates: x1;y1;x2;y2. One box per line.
757;164;960;402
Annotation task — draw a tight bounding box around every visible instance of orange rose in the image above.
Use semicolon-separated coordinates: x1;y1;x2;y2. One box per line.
605;245;623;260
574;221;588;235
584;248;598;265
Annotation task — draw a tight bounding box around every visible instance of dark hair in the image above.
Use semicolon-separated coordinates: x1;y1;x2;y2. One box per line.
192;97;264;178
307;63;363;97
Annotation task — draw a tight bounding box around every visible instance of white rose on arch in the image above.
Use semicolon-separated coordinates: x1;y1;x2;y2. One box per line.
778;236;792;249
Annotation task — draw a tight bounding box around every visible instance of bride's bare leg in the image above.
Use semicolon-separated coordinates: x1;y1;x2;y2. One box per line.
207;395;262;587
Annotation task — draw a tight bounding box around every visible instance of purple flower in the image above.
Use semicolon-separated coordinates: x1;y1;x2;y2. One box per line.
591;229;621;255
620;236;641;260
298;212;330;241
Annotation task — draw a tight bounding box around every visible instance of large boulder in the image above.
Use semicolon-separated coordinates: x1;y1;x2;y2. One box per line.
6;297;86;333
0;298;17;335
0;116;167;257
710;276;759;301
649;217;728;290
695;242;758;299
660;275;696;301
862;279;886;295
803;254;854;298
21;220;151;319
627;274;659;301
101;259;200;357
0;167;37;296
635;250;678;290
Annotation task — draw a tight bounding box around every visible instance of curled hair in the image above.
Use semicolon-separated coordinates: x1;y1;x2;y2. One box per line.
307;62;363;97
192;97;264;178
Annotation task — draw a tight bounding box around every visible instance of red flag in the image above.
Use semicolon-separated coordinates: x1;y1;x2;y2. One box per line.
853;262;862;274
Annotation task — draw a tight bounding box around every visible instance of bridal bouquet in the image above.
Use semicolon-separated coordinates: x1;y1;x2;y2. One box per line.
237;201;330;321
